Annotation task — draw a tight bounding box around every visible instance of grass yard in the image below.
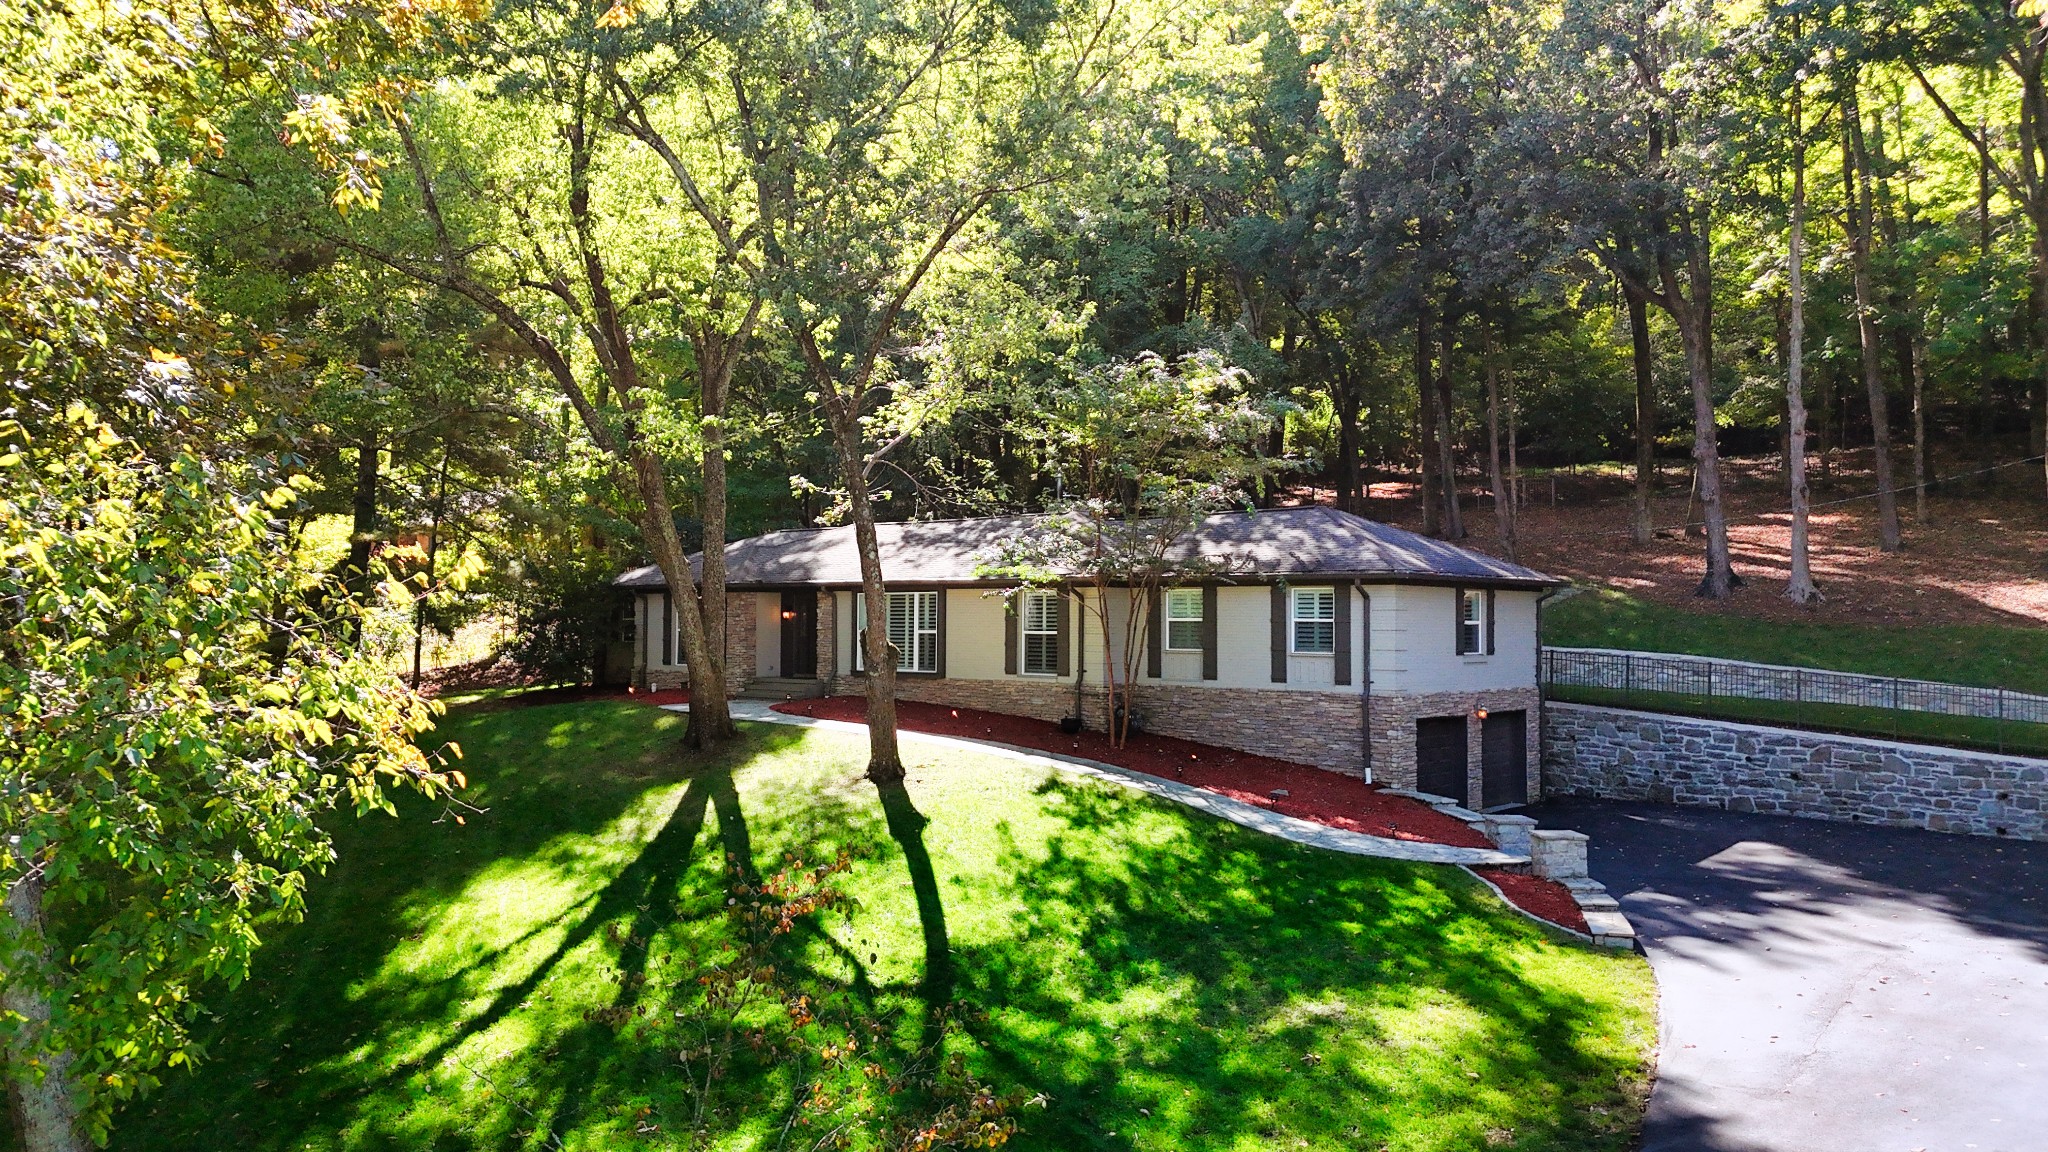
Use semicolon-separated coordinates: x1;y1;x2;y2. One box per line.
1544;587;2048;695
109;698;1655;1152
1546;685;2048;758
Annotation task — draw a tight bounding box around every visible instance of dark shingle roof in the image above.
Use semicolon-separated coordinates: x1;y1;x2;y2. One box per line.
615;506;1556;589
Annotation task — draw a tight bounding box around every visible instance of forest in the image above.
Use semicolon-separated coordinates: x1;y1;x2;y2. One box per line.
4;0;2048;1147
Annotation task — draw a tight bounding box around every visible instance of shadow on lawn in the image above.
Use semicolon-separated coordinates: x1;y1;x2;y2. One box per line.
113;710;1645;1152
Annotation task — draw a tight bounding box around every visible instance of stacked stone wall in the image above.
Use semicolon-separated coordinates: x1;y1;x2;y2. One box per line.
1543;703;2048;841
645;592;757;694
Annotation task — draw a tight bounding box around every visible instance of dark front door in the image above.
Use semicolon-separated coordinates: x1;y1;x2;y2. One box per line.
1415;716;1469;803
779;590;817;678
1481;709;1528;808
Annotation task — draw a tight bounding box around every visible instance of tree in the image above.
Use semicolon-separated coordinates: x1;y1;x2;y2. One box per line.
977;351;1291;747
2;413;458;1149
612;0;1131;779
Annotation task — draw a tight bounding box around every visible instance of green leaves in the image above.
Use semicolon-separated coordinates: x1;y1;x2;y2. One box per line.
1;410;459;1137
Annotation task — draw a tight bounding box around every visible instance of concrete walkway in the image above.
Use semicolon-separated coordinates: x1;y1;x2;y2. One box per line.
674;700;1527;866
1531;798;2048;1152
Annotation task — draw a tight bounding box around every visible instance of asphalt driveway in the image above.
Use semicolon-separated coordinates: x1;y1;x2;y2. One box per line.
1528;799;2048;1152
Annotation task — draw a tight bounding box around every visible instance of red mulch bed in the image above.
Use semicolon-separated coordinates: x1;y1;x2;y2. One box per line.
1472;867;1589;934
770;696;1491;849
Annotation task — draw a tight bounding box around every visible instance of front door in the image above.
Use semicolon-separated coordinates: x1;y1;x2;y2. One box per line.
1480;709;1528;808
779;591;817;678
1415;716;1469;803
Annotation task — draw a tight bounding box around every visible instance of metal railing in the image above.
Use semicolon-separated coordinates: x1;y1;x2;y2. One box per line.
1541;647;2048;756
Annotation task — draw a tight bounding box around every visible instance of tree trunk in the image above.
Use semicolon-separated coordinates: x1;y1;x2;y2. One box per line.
1481;318;1516;560
412;444;451;688
824;400;904;780
1625;282;1657;544
6;870;87;1152
344;434;379;605
1436;302;1466;540
1843;93;1903;551
1786;77;1819;605
1334;366;1362;514
1415;309;1442;537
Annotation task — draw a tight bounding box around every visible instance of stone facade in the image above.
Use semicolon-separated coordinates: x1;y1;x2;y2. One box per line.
1365;688;1542;806
1544;703;2048;841
645;592;758;693
819;670;1540;801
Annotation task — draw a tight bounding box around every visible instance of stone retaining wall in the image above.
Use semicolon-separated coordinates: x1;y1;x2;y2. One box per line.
1543;703;2048;841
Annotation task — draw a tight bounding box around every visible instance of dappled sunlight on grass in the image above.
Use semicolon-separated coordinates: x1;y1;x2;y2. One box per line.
111;698;1652;1152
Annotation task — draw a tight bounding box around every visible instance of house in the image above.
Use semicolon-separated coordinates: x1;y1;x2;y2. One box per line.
615;506;1562;809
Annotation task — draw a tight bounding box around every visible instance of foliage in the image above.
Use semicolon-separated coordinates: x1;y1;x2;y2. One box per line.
977;350;1293;743
0;411;459;1141
108;700;1657;1151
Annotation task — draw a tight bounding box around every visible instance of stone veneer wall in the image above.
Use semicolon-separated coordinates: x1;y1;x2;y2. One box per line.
1543;703;2048;841
645;592;757;693
822;672;1540;800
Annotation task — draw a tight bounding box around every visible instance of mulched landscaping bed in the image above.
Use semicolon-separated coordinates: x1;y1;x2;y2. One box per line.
1472;867;1589;935
771;696;1492;849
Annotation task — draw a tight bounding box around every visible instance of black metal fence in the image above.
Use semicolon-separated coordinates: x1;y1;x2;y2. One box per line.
1541;647;2048;757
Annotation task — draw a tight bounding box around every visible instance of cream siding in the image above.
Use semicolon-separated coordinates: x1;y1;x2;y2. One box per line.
755;596;782;677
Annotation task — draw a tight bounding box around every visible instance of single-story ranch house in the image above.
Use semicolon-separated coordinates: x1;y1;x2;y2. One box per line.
616;506;1561;809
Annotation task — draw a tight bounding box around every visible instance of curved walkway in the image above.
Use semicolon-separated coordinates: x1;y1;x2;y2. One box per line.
1531;797;2048;1152
681;701;1527;866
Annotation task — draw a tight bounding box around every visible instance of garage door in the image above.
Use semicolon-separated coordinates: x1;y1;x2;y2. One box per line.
1415;716;1468;803
1481;709;1528;808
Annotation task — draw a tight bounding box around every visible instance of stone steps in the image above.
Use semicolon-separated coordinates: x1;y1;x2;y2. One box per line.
737;677;828;701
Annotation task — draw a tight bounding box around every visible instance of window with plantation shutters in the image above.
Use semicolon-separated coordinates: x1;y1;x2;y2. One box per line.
1164;588;1204;651
1021;590;1059;675
1291;588;1336;653
855;590;939;673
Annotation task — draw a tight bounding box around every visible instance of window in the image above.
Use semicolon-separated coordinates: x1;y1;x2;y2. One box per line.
1456;588;1489;656
856;591;940;673
1291;587;1336;654
1165;588;1204;651
1021;590;1059;675
615;602;637;645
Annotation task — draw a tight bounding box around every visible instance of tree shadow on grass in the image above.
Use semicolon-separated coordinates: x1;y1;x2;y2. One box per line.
955;776;1650;1152
107;705;803;1151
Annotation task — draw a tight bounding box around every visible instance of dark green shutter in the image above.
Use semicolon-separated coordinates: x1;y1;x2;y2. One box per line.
1147;589;1163;679
661;591;673;665
1485;588;1497;655
1201;584;1219;681
1270;584;1288;683
1003;596;1019;674
933;590;947;677
1453;587;1467;655
1334;580;1353;686
1056;591;1072;677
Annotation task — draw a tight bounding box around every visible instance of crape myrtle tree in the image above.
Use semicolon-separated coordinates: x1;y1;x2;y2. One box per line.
976;351;1293;747
600;0;1139;780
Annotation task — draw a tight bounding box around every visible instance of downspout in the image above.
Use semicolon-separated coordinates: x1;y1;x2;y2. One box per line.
1358;585;1373;784
1070;586;1088;727
1535;585;1564;772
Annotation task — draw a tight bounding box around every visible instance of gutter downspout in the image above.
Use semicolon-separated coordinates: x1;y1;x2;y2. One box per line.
1358;585;1373;784
1071;587;1088;727
1535;586;1565;780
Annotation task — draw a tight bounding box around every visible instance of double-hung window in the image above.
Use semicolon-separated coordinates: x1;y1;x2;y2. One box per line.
1165;588;1204;651
1291;587;1336;654
1021;590;1059;675
1455;588;1491;656
855;590;940;673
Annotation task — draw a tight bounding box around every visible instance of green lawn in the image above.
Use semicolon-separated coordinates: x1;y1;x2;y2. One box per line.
1544;588;2048;695
109;698;1655;1152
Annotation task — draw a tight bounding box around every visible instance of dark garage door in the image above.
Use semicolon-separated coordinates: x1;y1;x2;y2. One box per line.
1415;716;1468;803
1481;709;1528;808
